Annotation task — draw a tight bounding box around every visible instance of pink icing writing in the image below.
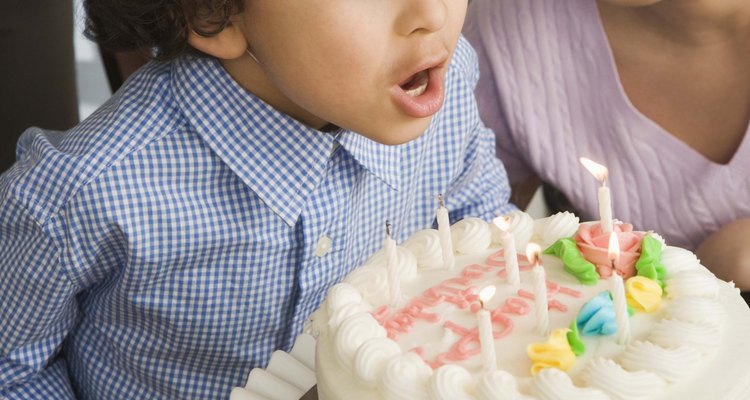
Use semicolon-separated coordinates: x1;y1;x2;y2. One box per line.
370;248;579;368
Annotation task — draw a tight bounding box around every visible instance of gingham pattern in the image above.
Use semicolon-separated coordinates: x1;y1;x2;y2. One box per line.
0;36;513;399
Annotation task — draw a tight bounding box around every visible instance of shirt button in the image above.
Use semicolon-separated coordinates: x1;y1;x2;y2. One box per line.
314;235;333;257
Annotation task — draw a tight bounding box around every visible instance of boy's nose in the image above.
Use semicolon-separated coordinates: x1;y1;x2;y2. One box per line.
395;0;448;36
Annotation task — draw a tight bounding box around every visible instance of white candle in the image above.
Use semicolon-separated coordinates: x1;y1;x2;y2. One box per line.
385;222;401;306
493;216;519;286
580;157;613;233
527;243;549;336
477;286;497;373
436;194;455;269
609;233;631;344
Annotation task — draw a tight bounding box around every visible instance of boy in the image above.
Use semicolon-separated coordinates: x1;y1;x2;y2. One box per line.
0;0;514;398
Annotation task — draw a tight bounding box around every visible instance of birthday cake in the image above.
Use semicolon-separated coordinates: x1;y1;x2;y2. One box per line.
308;211;750;400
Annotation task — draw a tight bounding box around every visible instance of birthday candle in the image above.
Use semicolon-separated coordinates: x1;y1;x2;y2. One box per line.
609;233;631;344
384;222;401;306
477;286;498;373
493;216;519;286
580;157;613;233
436;195;455;269
527;243;549;336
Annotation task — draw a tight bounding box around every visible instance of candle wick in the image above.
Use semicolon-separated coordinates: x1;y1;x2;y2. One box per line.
386;221;392;237
437;194;445;208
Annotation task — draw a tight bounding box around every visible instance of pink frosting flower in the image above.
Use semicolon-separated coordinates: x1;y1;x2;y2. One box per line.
574;222;645;279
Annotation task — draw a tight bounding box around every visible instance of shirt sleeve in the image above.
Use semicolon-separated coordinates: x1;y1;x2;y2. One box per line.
0;197;78;399
463;5;536;187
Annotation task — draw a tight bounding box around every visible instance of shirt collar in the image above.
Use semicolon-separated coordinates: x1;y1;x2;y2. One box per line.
171;55;401;227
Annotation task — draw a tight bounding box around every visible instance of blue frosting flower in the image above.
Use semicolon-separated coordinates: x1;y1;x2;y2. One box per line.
576;291;617;336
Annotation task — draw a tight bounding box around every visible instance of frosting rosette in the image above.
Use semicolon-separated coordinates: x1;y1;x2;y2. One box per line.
451;217;492;255
427;364;474;400
574;222;645;278
577;291;617;336
618;341;701;383
665;297;727;327
625;276;663;313
581;357;667;400
648;319;719;354
542;211;580;246
353;337;402;388
660;246;701;278
666;270;721;299
343;266;389;307
532;368;609;400
527;329;577;374
402;229;444;269
493;210;534;249
476;370;529;400
363;246;418;281
378;353;433;400
334;312;387;372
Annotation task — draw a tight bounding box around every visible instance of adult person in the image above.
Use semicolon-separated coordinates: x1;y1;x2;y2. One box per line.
464;0;750;290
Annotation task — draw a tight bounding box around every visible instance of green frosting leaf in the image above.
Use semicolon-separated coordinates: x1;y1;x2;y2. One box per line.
567;319;586;356
544;238;599;285
635;234;667;288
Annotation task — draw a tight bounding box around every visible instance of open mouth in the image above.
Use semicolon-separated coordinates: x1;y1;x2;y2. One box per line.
399;69;430;97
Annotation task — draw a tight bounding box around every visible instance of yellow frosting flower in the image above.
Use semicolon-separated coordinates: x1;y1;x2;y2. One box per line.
626;276;663;313
527;329;576;375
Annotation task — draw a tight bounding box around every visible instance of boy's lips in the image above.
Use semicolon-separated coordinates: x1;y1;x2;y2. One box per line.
391;56;448;118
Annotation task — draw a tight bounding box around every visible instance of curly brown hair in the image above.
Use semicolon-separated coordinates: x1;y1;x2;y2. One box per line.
83;0;245;60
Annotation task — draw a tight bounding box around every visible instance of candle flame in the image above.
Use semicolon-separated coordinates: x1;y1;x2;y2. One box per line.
579;157;609;182
608;232;620;263
492;215;510;232
479;285;497;303
526;242;541;266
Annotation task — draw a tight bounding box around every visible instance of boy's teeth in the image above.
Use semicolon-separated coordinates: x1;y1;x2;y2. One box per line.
406;81;428;97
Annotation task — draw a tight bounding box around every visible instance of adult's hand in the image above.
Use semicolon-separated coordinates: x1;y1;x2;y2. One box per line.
695;218;750;291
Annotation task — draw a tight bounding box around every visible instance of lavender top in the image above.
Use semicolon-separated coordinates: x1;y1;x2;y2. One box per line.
464;0;750;250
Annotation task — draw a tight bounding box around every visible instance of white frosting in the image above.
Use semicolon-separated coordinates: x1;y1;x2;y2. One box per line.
533;368;609;400
582;357;667;400
618;341;701;383
343;266;389;306
313;216;750;400
451;217;492;255
334;312;387;372
660;247;701;278
665;297;727;327
402;229;444;269
648;319;719;354
541;211;579;246
363;246;418;281
427;364;474;400
492;210;535;249
353;337;402;388
476;370;530;400
666;270;720;299
378;353;433;400
326;283;364;316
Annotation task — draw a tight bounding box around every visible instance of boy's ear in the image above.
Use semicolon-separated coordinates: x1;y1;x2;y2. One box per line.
187;22;248;60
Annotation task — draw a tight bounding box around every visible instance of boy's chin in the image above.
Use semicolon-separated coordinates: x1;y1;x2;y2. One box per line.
362;117;433;146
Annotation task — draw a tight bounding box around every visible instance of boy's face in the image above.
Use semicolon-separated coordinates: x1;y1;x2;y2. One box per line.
228;0;468;145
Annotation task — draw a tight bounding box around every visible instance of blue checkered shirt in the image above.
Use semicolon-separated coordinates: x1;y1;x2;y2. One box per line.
0;37;513;399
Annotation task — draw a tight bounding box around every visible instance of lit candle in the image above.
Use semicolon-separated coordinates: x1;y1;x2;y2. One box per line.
527;243;549;336
384;221;401;306
580;157;613;233
477;285;498;373
436;194;455;269
493;216;519;286
609;233;631;344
